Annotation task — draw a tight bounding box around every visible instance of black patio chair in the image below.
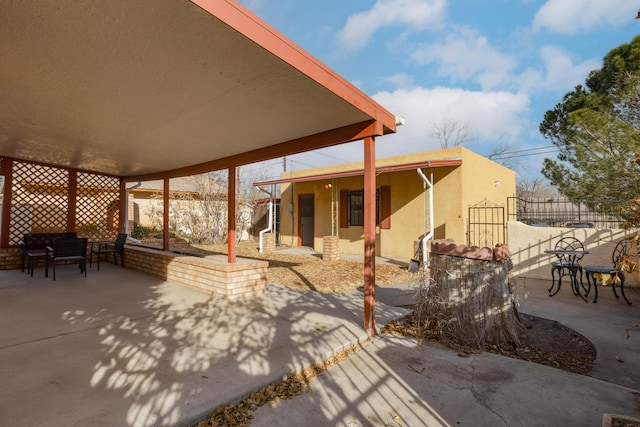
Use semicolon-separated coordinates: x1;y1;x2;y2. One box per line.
22;233;48;277
584;240;634;305
45;237;88;281
90;233;127;270
549;237;587;300
22;232;78;276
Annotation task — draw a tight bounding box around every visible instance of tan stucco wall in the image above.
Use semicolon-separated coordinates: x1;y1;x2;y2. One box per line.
131;192;157;228
508;221;639;287
459;148;516;210
279;147;516;259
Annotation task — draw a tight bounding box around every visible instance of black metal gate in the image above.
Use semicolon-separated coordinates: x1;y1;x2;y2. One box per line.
468;199;506;247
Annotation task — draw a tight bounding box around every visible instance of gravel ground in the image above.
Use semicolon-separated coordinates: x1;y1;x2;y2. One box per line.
195;241;419;295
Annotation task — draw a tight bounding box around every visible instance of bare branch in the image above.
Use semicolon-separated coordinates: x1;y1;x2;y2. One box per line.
430;119;475;148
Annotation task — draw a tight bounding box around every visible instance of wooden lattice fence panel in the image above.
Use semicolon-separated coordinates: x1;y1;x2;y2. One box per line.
9;162;69;245
76;173;120;241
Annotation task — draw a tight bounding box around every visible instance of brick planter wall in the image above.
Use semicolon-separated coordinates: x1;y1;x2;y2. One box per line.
0;248;22;270
261;233;275;253
2;244;268;300
124;245;268;300
323;235;340;261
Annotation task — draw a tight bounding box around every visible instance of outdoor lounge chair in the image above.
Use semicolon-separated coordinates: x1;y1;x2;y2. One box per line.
90;233;127;270
45;237;88;281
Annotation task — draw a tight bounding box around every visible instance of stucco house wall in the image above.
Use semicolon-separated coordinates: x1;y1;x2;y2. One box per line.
278;147;516;259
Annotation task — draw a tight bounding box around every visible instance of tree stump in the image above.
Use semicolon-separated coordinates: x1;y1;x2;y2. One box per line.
420;241;521;350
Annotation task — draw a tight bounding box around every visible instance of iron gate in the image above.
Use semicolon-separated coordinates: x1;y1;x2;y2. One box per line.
468;199;506;247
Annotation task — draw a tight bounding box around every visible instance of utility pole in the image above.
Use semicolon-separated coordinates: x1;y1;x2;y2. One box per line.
283;156;287;172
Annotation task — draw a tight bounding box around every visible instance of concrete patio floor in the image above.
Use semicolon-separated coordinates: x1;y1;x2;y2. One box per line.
0;262;639;426
0;263;405;426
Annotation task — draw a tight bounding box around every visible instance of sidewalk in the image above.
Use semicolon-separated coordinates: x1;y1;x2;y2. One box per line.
250;277;640;427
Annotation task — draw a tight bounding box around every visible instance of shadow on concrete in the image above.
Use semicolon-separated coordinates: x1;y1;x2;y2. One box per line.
0;264;407;426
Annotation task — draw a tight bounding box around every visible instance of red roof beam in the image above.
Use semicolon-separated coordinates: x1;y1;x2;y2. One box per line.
253;158;463;187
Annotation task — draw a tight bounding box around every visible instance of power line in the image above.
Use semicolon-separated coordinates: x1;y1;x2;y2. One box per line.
307;149;348;161
490;146;559;160
492;145;556;155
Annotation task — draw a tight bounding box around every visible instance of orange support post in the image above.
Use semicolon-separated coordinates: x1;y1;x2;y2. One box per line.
1;159;12;248
363;136;376;334
227;166;237;263
163;178;170;251
67;170;77;232
119;180;127;234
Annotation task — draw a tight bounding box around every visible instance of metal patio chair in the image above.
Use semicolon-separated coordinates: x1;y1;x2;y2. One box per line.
548;237;588;300
90;233;127;270
584;240;634;305
45;237;88;281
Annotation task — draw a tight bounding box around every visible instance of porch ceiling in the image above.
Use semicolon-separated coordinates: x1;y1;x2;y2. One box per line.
0;0;396;179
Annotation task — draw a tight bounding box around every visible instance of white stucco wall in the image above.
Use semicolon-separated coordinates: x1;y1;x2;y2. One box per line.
508;221;639;287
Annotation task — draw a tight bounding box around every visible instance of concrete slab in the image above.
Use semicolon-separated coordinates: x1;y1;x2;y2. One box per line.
514;276;640;389
251;276;640;427
1;262;639;427
0;265;406;427
252;336;640;427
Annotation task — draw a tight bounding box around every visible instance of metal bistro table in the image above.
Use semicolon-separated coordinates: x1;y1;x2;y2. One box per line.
545;249;591;302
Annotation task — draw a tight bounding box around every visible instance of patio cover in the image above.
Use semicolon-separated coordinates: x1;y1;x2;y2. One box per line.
0;0;397;179
0;0;397;334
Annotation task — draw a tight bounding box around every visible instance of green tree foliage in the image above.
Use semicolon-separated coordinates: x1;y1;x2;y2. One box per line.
540;35;640;204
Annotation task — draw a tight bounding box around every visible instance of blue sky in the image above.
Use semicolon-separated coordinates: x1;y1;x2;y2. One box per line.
240;0;639;183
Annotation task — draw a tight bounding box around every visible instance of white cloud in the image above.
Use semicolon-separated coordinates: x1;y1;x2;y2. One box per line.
276;87;530;171
533;0;634;34
538;46;600;90
411;28;517;90
384;73;415;89
336;0;447;51
518;46;601;92
372;86;531;156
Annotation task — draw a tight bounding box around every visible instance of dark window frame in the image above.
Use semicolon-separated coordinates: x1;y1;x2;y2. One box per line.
348;189;380;227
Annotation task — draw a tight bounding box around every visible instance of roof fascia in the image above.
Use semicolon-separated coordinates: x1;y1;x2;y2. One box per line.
253;159;463;187
125;120;384;182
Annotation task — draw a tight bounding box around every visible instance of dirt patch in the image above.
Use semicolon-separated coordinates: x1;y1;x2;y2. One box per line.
384;310;596;375
517;313;596;374
195;241;418;294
